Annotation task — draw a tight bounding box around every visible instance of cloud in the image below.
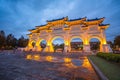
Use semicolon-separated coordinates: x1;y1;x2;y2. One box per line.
39;0;76;23
0;0;120;41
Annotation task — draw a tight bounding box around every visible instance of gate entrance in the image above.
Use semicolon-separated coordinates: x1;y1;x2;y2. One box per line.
26;17;112;52
70;38;83;52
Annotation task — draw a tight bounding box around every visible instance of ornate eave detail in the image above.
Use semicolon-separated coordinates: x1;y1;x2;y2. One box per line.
46;17;68;26
66;17;86;26
99;24;109;30
28;17;108;33
28;29;39;33
28;29;35;31
84;17;105;25
27;33;32;37
36;25;48;29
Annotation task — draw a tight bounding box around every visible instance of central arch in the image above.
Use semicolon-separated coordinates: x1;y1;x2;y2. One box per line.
70;36;84;52
70;36;84;44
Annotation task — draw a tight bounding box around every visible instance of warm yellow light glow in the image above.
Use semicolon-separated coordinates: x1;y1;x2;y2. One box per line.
33;55;40;60
82;57;92;70
46;56;53;61
65;41;68;45
64;58;71;63
28;43;32;46
47;42;50;46
103;41;107;44
26;54;32;59
84;40;89;45
28;41;33;48
36;42;39;46
64;62;77;68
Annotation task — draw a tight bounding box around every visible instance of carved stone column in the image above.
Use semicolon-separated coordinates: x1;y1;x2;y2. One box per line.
101;29;112;52
83;37;90;52
102;44;112;52
64;45;68;52
35;41;42;51
83;44;90;52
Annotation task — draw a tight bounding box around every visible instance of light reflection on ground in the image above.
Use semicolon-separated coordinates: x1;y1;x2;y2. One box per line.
26;54;83;67
26;54;99;80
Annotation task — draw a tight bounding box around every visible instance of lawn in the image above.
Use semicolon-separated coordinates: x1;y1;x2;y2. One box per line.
88;55;120;80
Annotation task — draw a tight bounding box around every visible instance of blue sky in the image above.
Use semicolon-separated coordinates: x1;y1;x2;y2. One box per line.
0;0;120;41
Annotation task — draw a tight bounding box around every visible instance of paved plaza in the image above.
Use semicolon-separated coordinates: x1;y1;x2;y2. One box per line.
0;51;99;80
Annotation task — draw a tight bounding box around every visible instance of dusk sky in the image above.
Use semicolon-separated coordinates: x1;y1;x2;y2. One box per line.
0;0;120;41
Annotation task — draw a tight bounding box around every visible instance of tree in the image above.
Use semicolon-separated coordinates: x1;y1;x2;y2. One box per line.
114;35;120;49
107;41;114;49
0;30;6;49
17;35;28;47
0;30;29;50
6;34;17;49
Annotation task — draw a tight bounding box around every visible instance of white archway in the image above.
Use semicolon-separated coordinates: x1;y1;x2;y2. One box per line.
70;37;83;52
27;17;111;53
89;38;100;51
39;39;47;52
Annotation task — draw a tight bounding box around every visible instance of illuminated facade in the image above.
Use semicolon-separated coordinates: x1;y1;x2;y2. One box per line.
26;17;112;52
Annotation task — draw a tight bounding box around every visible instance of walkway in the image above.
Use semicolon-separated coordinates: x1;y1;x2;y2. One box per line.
0;52;99;80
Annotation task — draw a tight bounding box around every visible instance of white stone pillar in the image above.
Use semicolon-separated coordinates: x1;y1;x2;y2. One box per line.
44;46;49;52
68;45;71;52
27;39;33;51
102;44;112;52
64;45;68;52
101;30;112;52
44;42;54;52
83;44;91;52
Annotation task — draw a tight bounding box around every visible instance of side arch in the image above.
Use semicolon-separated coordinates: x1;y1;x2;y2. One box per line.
88;36;102;43
28;40;36;47
35;38;48;51
88;36;103;52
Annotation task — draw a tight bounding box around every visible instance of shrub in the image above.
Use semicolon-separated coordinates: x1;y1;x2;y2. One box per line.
97;52;120;63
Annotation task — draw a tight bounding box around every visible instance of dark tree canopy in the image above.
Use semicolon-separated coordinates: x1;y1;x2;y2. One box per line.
114;35;120;47
0;30;6;49
6;34;17;48
18;35;28;47
0;30;28;50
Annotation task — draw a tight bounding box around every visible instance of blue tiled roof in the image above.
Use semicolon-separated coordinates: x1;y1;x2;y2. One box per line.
28;29;36;31
47;17;65;22
68;18;82;21
99;24;109;26
87;17;105;21
36;24;46;27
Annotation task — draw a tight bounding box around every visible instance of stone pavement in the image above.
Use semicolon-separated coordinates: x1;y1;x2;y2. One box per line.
0;52;99;80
